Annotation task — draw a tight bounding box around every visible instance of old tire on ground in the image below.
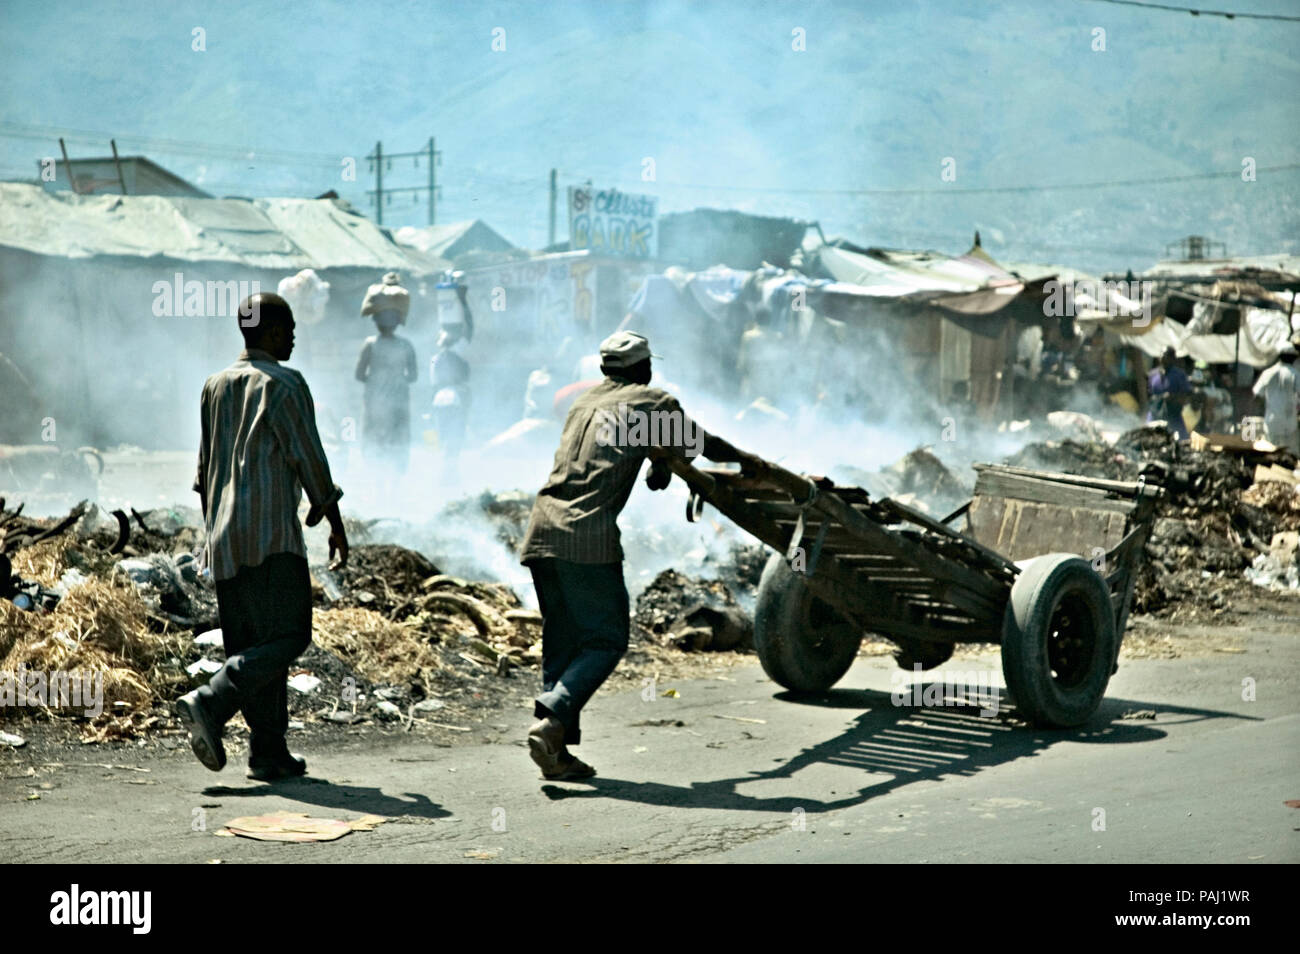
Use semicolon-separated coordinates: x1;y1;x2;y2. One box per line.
892;637;955;671
1001;552;1117;728
753;552;862;693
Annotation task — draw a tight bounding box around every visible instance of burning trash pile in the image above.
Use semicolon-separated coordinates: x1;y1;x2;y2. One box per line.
0;496;554;740
1;501;193;741
0;487;766;746
1005;425;1300;614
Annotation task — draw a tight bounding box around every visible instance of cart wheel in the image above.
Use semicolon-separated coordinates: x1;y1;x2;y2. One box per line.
1001;553;1117;728
892;638;954;671
754;552;862;693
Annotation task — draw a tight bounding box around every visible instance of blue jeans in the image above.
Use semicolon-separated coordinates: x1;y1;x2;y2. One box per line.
528;558;629;746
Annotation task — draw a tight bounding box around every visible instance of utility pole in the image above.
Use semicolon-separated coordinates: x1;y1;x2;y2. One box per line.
369;141;384;225
428;136;437;226
548;168;557;248
367;138;440;227
110;139;128;194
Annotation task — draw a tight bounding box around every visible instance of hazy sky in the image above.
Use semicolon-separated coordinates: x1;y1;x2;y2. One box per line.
3;0;1298;270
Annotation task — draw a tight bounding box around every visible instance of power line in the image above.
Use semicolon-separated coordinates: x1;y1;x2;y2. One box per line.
1077;0;1300;21
0;121;344;166
554;162;1300;197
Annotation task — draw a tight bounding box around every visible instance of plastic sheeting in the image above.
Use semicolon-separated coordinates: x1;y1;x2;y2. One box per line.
0;183;443;274
810;242;1024;336
1111;303;1298;369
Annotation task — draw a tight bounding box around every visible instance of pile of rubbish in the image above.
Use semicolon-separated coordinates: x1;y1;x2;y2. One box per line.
314;544;441;618
1004;438;1135;482
833;448;974;517
886;448;972;516
0;496;553;739
1005;424;1300;614
633;569;753;651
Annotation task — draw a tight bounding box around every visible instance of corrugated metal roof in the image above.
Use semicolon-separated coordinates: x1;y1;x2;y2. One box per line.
0;182;445;273
394;219;514;260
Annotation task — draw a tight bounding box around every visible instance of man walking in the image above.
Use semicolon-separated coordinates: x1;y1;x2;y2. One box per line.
1148;347;1191;439
1253;340;1300;454
519;331;757;780
178;292;348;781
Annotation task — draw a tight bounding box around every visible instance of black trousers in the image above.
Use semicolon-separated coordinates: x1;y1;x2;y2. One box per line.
199;553;312;763
529;558;629;746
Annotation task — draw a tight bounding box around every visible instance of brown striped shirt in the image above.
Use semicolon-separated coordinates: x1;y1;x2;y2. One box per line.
194;349;342;581
520;377;711;564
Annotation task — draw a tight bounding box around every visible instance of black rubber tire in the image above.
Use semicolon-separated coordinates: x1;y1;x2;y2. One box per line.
753;552;862;693
892;637;955;671
1001;553;1117;728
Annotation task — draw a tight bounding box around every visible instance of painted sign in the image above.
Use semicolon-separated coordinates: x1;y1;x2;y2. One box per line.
568;186;657;259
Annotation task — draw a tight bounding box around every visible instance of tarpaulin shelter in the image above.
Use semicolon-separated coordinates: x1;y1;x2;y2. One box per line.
0;182;448;449
800;237;1037;418
619;235;1038;421
1109;286;1298;369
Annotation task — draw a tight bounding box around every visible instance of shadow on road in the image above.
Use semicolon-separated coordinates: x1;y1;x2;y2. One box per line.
203;776;450;819
542;684;1255;815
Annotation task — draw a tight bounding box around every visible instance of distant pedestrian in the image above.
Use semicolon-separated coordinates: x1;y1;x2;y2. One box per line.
1253;342;1299;454
179;292;348;782
1148;347;1191;439
356;273;417;474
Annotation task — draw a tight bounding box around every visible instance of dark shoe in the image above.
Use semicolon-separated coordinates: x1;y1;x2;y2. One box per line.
543;751;596;781
247;753;307;782
176;691;226;772
527;716;565;775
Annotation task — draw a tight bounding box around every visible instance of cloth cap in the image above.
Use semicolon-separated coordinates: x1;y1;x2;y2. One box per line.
599;331;657;368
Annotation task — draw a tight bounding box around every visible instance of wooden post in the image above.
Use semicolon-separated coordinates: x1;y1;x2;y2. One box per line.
375;141;383;225
110;139;128;195
58;138;79;194
548;168;557;247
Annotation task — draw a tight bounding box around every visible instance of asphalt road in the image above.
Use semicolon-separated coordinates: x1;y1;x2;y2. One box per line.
3;621;1297;864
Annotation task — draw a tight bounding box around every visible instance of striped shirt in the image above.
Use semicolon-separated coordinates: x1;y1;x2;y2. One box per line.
520;377;710;564
194;349;342;581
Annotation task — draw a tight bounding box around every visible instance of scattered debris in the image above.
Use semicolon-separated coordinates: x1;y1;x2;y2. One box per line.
1000;426;1300;617
286;673;322;694
216;812;387;843
193;629;223;648
319;544;440;619
186;658;222;683
1119;709;1158;721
